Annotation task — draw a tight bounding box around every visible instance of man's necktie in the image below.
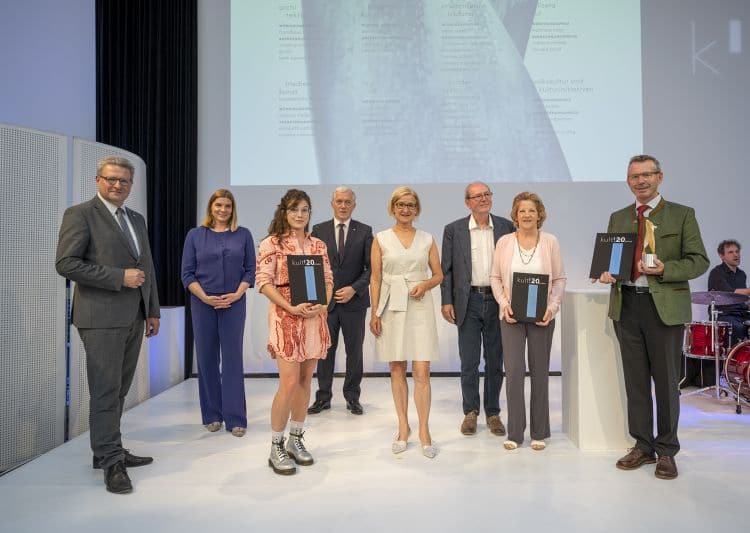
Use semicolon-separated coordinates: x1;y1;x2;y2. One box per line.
338;223;345;258
630;204;648;282
116;207;138;256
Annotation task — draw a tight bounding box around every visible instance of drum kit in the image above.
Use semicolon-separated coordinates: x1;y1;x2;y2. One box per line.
682;290;750;414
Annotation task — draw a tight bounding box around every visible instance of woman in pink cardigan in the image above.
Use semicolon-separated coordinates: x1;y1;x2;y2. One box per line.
490;192;566;451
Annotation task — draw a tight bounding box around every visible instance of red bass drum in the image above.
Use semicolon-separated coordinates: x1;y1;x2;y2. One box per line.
724;340;750;401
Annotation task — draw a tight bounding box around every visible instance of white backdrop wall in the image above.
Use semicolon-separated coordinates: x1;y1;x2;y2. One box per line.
0;125;68;472
199;1;749;374
0;125;182;471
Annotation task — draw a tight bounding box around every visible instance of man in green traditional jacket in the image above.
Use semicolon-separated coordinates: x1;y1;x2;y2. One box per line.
598;154;708;480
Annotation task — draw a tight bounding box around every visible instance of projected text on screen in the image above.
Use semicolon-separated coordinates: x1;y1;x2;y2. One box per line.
231;0;642;185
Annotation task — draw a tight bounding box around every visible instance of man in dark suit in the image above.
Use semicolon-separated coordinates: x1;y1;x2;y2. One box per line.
56;156;160;494
441;182;515;436
598;154;708;480
308;187;373;415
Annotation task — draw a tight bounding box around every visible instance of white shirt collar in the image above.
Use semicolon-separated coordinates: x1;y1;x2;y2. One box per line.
468;213;493;230
636;194;662;212
98;192;124;217
334;217;351;228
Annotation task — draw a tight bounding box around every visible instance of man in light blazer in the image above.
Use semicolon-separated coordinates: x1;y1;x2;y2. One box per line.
308;187;373;415
56;156;160;494
441;182;515;436
598;154;708;480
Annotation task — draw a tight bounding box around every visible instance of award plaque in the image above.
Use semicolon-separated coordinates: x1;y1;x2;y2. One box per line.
287;255;327;305
589;233;637;280
511;273;550;322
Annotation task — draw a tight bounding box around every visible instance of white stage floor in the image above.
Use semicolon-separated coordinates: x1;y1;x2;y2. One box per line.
1;377;748;532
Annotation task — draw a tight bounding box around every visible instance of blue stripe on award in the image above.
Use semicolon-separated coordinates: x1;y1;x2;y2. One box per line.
526;284;538;318
304;265;318;301
287;255;326;305
608;242;623;276
511;272;549;322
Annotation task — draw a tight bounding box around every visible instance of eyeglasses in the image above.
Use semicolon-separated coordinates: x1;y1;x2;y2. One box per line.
334;199;354;207
288;207;311;216
467;191;493;201
394;202;417;211
98;175;132;186
627;171;660;181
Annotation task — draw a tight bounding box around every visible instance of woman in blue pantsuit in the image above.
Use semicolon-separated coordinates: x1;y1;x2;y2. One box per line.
182;189;256;436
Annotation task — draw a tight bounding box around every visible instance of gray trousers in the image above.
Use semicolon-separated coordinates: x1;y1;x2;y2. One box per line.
500;319;555;445
77;312;144;468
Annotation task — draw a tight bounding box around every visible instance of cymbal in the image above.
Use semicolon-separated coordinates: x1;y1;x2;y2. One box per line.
690;290;749;305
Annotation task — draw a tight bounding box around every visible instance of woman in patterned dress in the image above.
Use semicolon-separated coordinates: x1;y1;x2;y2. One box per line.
256;189;333;475
370;186;443;458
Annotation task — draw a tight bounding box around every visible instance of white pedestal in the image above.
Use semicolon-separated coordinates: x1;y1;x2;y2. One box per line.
561;289;631;450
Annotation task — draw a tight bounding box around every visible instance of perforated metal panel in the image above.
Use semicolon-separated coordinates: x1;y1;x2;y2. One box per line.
0;124;67;471
67;140;150;439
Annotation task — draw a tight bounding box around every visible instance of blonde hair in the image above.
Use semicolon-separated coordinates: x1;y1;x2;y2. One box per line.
201;189;239;231
387;186;421;217
510;191;547;229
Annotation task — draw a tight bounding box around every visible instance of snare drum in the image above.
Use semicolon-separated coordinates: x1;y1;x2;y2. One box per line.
724;340;750;401
684;321;732;358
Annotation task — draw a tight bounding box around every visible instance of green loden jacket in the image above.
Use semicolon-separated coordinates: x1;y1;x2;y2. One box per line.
607;198;709;326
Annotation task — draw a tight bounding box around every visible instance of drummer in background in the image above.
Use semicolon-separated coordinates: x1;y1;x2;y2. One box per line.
708;240;750;345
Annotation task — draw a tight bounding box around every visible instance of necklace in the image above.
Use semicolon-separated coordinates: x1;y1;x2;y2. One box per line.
516;232;540;266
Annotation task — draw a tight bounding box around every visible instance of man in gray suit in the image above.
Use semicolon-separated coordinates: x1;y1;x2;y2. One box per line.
56;156;160;494
441;182;514;436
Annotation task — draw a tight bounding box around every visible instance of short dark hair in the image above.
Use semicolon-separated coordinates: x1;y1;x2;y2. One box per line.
717;239;741;255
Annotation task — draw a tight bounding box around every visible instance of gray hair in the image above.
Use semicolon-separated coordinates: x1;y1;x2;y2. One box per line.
464;181;491;199
97;156;135;179
628;154;661;173
332;186;356;201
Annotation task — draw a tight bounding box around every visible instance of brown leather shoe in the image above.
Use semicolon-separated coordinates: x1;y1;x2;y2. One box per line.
655;455;678;480
615;448;656;470
486;415;506;436
460;411;478;435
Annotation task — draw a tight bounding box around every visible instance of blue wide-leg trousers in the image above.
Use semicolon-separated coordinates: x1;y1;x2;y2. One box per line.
191;294;247;429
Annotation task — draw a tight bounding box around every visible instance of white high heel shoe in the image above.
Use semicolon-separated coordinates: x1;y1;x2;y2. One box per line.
421;443;437;459
392;428;411;454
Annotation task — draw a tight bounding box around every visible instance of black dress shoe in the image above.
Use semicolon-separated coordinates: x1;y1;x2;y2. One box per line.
94;451;154;469
346;399;364;415
104;462;133;494
307;399;331;414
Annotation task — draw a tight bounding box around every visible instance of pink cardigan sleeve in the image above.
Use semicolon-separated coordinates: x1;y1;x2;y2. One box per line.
543;233;566;317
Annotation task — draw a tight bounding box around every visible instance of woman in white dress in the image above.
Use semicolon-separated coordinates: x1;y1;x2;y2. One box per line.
370;187;443;458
